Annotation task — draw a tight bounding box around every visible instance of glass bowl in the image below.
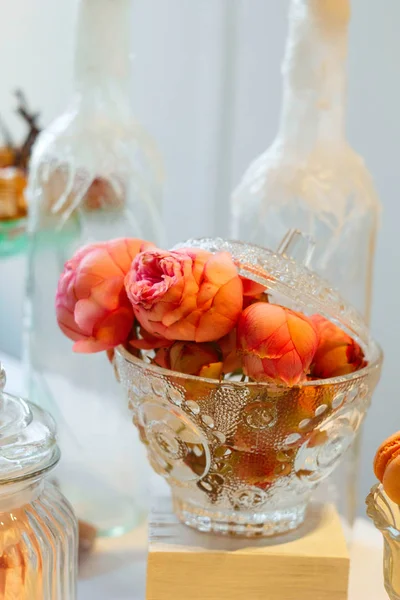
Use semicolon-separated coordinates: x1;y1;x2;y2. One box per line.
116;346;381;538
115;236;382;537
367;484;400;600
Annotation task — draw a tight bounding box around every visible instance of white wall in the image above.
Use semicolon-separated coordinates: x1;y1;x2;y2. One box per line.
0;0;77;359
348;0;400;510
1;0;399;511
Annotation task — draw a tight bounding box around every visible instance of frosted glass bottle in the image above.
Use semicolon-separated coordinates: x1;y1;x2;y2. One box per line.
231;0;381;530
24;0;162;536
231;0;380;323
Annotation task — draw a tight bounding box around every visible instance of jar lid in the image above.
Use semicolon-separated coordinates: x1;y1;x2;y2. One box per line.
0;364;60;483
174;231;379;362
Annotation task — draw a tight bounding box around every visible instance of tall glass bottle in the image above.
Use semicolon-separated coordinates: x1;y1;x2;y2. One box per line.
231;0;381;530
231;0;380;322
24;0;163;537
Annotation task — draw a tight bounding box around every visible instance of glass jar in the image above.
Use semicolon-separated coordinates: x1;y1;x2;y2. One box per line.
24;0;159;536
0;363;78;599
367;484;400;600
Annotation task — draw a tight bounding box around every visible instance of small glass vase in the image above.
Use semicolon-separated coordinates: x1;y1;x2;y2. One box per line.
367;484;400;600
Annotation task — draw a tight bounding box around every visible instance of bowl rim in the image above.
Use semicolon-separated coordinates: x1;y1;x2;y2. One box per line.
366;483;400;539
116;342;383;389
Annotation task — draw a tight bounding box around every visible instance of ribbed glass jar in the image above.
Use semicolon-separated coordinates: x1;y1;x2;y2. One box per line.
0;481;77;599
0;363;78;599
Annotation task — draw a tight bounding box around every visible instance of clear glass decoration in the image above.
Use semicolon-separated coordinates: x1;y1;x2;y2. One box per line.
231;0;381;533
0;363;78;599
231;0;380;322
115;236;382;537
24;0;160;536
367;484;400;600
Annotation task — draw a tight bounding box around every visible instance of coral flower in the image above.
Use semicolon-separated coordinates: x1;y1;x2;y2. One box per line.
129;325;172;351
218;329;242;374
56;238;153;353
241;277;268;309
238;303;318;386
125;247;243;343
310;315;366;379
227;449;284;490
241;278;266;298
154;341;223;379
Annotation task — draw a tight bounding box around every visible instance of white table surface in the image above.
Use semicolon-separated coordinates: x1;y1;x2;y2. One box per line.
0;353;388;600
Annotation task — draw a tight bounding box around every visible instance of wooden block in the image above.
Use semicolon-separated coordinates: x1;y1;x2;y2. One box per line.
147;494;350;600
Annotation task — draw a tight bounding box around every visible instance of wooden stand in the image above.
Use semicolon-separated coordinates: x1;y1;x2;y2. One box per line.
147;494;350;600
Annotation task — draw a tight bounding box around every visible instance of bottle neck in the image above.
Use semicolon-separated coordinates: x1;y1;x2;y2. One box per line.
277;0;350;155
74;0;132;106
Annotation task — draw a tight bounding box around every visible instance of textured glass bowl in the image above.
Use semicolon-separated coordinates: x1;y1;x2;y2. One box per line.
367;484;400;600
116;347;381;537
115;236;382;537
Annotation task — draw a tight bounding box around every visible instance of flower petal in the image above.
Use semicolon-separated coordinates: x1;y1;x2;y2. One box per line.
239;303;318;385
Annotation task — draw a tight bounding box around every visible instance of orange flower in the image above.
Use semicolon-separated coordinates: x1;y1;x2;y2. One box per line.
153;341;223;379
56;238;153;353
241;278;266;298
310;315;366;379
241;277;269;309
238;303;318;386
125;248;243;343
129;325;172;351
227;448;285;489
218;329;242;374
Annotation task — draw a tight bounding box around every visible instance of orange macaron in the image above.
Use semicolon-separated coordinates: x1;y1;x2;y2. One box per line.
374;431;400;504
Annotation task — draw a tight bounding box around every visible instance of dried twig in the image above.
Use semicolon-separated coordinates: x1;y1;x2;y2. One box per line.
14;89;41;169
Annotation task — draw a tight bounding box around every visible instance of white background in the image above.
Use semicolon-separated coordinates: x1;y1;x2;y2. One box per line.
0;0;399;512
